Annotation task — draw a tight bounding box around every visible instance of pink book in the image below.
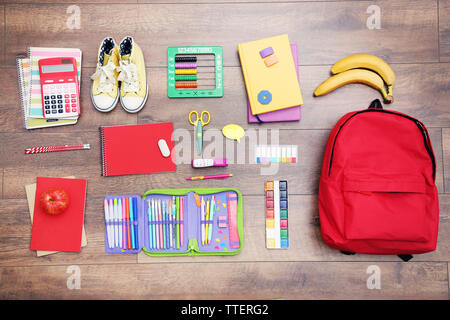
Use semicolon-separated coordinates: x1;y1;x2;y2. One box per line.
247;44;301;123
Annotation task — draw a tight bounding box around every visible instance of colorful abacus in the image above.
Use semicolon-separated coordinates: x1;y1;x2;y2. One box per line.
265;180;289;249
167;46;223;98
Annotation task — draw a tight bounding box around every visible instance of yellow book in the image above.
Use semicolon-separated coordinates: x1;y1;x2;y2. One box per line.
238;34;303;115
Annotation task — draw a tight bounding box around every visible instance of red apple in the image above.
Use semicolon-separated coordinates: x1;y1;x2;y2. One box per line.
40;188;70;215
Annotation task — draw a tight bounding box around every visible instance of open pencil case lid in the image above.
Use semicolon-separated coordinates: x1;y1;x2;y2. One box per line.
104;188;243;256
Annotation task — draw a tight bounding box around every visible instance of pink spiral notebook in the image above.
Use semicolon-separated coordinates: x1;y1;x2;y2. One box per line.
247;44;301;123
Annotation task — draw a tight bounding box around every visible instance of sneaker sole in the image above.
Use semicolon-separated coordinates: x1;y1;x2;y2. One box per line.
90;88;119;113
120;83;149;114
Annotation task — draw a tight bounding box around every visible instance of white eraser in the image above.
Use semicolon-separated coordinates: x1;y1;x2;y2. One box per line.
158;139;170;158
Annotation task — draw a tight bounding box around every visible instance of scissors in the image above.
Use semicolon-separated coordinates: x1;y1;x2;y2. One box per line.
189;110;211;155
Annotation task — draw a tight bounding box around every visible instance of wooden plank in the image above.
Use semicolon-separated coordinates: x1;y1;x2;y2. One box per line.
3;62;448;133
0;198;137;267
440;0;450;61
1;129;329;198
4;1;438;67
2;193;447;267
5;4;139;67
143;63;450;130
1;126;444;197
0;262;447;299
134;0;439;66
431;128;444;194
0;66;137;134
443;128;450;193
137;194;450;263
0;6;4;67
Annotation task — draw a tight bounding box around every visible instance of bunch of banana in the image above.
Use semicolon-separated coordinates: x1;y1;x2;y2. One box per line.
314;54;395;103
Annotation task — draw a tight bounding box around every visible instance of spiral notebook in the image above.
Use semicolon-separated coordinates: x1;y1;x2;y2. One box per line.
99;123;176;177
16;47;81;129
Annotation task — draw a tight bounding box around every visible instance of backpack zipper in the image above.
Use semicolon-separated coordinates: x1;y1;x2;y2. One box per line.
328;109;436;180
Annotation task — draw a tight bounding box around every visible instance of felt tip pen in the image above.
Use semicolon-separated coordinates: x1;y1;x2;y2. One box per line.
186;174;233;181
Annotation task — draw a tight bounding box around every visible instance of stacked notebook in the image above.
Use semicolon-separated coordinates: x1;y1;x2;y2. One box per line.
16;47;82;130
238;34;303;123
29;177;87;253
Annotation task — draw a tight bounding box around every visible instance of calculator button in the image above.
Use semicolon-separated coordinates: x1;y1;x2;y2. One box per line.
45;110;50;114
44;96;50;100
72;108;77;112
44;100;49;105
57;100;62;104
57;95;62;99
44;105;50;109
51;95;56;99
71;99;76;103
51;100;56;104
58;109;63;113
58;104;63;109
71;94;77;98
51;110;57;114
51;105;57;109
71;104;77;108
64;94;69;98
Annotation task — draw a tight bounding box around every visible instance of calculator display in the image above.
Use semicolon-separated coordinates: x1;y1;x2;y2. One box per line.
41;64;74;73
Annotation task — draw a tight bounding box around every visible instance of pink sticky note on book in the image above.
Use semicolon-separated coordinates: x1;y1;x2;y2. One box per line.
248;44;301;123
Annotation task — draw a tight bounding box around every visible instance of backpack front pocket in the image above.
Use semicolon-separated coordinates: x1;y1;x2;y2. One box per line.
343;172;430;242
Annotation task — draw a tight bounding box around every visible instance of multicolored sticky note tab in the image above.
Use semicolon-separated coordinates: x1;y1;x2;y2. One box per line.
265;180;289;249
256;145;298;163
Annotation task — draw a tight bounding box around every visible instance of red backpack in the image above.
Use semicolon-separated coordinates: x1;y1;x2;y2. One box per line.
318;100;439;260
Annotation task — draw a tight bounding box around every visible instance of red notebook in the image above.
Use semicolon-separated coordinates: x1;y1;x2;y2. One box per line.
99;122;176;177
30;177;87;252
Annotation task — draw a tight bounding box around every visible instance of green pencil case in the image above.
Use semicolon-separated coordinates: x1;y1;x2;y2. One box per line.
104;188;243;256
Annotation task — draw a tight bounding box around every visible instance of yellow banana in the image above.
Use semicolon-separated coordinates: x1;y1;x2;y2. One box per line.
331;54;395;97
314;69;393;103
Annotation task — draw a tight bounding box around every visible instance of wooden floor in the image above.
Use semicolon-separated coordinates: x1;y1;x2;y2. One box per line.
0;0;449;300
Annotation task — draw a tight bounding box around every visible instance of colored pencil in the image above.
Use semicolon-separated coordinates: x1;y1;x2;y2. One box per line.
154;199;159;249
104;199;112;248
169;199;173;248
25;144;90;154
113;199;119;247
129;197;136;249
208;196;215;244
201;197;205;246
158;200;163;249
180;197;184;247
133;197;139;249
172;196;177;249
205;199;210;245
176;197;180;249
125;197;131;250
118;198;122;248
147;200;153;249
122;198;127;249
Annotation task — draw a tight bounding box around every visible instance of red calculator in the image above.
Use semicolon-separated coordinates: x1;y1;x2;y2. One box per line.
38;57;80;118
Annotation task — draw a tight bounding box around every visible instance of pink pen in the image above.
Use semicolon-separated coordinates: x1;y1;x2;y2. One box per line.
180;197;184;246
122;198;127;249
158;200;163;249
